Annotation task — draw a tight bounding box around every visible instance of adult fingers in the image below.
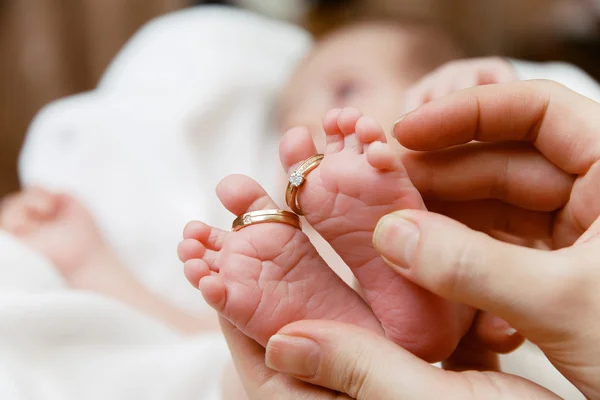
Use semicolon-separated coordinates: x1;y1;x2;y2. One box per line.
471;312;525;355
372;210;577;338
553;160;600;247
219;317;343;400
426;199;553;240
576;215;600;245
403;141;574;211
442;315;502;372
266;320;452;399
266;320;558;400
394;80;600;175
219;317;277;398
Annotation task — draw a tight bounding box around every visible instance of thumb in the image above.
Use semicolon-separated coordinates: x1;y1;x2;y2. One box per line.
266;320;450;399
265;320;558;400
372;210;568;335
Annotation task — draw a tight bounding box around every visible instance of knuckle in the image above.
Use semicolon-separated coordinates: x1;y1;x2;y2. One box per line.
334;350;372;399
428;241;479;298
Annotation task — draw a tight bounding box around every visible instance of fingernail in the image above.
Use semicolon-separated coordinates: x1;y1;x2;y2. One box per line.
373;212;420;269
492;316;518;336
390;115;405;137
265;335;321;377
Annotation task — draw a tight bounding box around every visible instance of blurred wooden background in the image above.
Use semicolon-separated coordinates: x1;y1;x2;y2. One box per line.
0;0;598;198
0;0;187;197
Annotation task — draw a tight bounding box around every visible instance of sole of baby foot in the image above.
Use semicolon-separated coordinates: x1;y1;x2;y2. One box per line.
280;107;475;362
178;174;384;347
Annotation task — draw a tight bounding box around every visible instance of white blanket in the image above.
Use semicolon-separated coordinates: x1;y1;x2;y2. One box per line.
0;231;229;400
5;5;600;399
5;6;310;400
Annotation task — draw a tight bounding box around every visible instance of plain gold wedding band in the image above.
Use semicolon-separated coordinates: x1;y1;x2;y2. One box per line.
231;209;302;232
285;154;324;215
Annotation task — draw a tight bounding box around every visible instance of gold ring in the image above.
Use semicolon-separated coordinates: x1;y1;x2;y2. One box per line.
231;209;302;232
285;154;324;215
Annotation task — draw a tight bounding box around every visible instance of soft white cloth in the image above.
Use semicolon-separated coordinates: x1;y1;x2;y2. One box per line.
6;5;600;399
6;6;310;400
513;59;600;101
19;6;311;314
0;231;230;400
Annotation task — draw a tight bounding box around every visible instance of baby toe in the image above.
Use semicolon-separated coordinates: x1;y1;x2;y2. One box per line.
280;126;318;173
183;221;226;251
216;175;283;216
198;275;227;313
356;116;387;144
366;142;400;171
337;107;363;135
177;238;206;262
184;259;211;288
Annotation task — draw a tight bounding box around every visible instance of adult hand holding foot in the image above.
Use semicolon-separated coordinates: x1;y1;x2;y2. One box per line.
222;81;600;399
376;80;600;397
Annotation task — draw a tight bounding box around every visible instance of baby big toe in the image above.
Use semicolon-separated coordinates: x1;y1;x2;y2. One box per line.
279;127;319;174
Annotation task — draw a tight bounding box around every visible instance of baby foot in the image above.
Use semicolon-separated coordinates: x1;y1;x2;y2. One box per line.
0;187;115;285
280;107;475;362
178;174;384;346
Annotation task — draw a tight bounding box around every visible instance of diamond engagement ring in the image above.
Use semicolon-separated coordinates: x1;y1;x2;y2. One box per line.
285;154;324;215
231;210;302;232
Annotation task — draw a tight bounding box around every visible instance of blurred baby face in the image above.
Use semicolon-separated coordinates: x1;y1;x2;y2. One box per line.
279;24;428;150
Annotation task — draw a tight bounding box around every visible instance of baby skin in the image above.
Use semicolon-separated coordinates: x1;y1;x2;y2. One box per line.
180;107;474;362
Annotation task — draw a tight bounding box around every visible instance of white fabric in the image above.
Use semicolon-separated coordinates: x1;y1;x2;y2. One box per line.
5;6;599;399
19;6;311;313
7;6;311;400
0;231;230;400
512;59;600;102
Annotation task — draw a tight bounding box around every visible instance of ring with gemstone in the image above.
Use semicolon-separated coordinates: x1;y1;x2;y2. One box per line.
285;154;324;215
231;209;302;232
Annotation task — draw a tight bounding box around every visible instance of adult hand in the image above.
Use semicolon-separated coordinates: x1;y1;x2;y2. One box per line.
221;315;562;399
373;80;600;397
398;80;599;250
222;81;600;399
